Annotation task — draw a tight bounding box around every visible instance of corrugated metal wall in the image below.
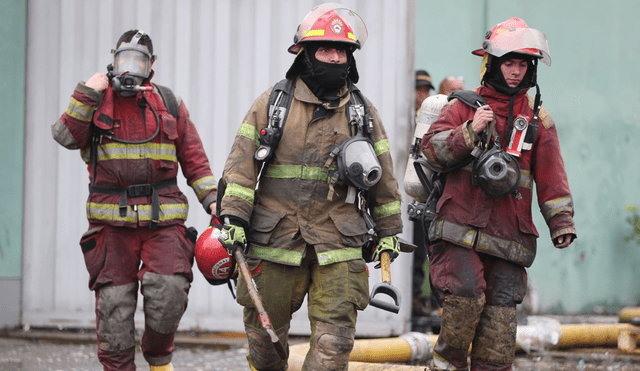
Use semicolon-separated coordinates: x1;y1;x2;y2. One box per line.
23;0;416;336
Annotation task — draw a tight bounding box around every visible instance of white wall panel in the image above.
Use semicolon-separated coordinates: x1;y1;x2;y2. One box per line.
24;0;415;337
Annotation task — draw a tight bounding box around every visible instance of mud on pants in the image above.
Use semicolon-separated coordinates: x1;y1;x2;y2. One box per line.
428;241;526;371
80;224;195;370
237;245;368;371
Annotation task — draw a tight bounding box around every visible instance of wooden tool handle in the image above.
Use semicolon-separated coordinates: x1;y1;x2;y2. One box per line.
380;251;391;283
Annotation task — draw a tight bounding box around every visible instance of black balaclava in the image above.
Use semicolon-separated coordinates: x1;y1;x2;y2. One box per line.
484;52;536;96
285;42;359;103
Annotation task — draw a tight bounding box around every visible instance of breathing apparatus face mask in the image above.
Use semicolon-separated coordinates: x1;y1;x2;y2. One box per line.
472;146;521;197
109;31;155;97
335;136;382;191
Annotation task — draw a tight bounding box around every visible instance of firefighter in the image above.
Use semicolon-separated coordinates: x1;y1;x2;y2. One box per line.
415;69;435;116
217;4;403;370
422;18;576;370
52;30;217;371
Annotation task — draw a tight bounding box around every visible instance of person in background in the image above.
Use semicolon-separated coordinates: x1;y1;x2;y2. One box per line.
415;69;435;116
422;17;576;370
437;76;465;96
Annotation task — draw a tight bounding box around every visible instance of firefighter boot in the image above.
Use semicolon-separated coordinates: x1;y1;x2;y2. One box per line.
470;305;517;371
432;294;486;371
150;364;174;371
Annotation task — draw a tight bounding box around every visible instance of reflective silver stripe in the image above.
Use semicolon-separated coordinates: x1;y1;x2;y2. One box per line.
86;202;188;222
429;219;535;267
190;176;216;201
81;142;177;163
65;97;95;122
541;196;574;223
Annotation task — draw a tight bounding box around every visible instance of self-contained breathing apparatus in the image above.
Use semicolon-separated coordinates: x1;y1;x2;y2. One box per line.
87;31;180;229
250;78;383;259
407;90;537;239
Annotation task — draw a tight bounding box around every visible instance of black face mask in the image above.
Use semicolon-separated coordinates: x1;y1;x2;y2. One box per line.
300;44;351;101
484;53;535;96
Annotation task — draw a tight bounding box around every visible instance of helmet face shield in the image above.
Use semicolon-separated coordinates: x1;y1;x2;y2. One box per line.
289;2;368;54
480;28;551;66
112;47;152;78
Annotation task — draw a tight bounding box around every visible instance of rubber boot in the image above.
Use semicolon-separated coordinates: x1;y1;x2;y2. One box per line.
150;364;174;371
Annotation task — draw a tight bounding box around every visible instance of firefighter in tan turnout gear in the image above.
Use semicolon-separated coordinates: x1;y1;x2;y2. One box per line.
217;3;403;370
52;30;217;371
422;18;576;370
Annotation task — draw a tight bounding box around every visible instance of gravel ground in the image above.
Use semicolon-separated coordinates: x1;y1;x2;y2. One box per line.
3;324;640;371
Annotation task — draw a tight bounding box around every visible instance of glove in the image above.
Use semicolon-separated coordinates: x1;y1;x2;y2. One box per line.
371;235;400;263
218;221;247;256
85;72;109;92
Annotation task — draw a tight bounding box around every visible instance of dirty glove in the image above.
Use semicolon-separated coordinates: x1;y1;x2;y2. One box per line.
85;72;109;92
371;235;400;264
218;218;247;256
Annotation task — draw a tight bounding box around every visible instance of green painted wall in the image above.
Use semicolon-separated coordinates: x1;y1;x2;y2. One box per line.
0;0;26;278
416;0;640;314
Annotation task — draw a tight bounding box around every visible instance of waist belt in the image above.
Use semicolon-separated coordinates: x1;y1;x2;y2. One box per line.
89;178;178;229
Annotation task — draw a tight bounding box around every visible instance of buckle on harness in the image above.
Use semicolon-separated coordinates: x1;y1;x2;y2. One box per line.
127;184;152;197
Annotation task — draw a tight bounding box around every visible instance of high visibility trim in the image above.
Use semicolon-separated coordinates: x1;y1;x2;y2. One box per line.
347;32;356;41
374;139;390;156
86;202;188;222
316;247;362;266
66;97;95;122
305;29;325;37
80;142;177;163
373;200;401;219
265;164;332;182
237;123;260;147
519;170;533;189
224;183;255;204
250;244;303;265
191;175;217;201
541;196;574;223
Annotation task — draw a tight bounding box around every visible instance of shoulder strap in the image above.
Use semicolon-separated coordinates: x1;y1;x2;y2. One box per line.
267;78;296;123
346;84;374;139
448;90;488;109
155;84;180;120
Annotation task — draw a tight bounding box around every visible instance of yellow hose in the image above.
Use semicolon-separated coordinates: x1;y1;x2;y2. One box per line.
619;307;640;323
285;322;638;370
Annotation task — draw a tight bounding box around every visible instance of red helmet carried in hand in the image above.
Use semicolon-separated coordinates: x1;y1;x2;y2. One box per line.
195;217;237;285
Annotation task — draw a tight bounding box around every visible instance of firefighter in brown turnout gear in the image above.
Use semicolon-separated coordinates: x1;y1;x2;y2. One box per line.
422;18;576;370
52;30;217;371
217;3;403;370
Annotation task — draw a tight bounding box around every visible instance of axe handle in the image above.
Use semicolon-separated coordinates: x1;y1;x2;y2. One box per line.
234;249;288;360
380;251;391;283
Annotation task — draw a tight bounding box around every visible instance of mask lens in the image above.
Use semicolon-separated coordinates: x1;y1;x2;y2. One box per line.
113;49;150;77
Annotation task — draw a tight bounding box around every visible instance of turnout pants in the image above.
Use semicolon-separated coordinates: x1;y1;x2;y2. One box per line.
80;223;195;371
237;245;370;371
428;241;527;371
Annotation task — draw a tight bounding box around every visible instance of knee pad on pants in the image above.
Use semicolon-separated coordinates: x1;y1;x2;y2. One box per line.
471;305;517;364
142;273;190;334
304;321;355;371
97;283;138;352
245;323;289;371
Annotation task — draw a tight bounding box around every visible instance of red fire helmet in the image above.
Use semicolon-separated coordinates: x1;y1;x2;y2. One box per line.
288;3;368;54
195;217;237;285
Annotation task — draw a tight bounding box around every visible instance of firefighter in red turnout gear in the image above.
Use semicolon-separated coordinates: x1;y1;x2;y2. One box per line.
52;30;217;371
422;18;576;370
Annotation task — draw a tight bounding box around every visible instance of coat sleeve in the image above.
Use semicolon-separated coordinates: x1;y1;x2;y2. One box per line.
51;82;101;150
532;107;577;240
366;100;403;237
174;99;218;213
218;89;272;224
